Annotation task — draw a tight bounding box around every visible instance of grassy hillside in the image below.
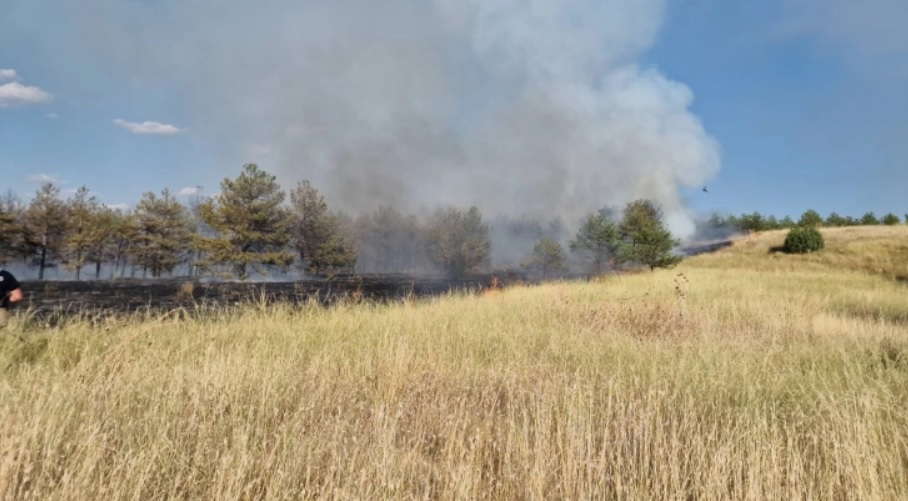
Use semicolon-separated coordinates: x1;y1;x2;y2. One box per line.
688;225;908;280
1;226;907;499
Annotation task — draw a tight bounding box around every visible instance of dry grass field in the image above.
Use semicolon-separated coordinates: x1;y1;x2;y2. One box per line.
1;226;907;500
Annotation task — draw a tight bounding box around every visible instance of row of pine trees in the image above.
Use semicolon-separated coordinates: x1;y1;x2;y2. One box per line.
0;164;683;280
710;209;907;234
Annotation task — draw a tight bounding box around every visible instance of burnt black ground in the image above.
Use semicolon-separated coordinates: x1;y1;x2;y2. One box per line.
5;242;732;326
11;272;534;323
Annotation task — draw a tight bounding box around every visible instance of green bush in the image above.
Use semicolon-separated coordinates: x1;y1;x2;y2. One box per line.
882;213;901;225
783;227;825;254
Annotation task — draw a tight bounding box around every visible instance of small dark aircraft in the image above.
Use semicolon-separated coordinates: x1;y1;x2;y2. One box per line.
702;186;709;193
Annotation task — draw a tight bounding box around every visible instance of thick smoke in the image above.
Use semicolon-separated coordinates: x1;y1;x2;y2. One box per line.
36;0;719;237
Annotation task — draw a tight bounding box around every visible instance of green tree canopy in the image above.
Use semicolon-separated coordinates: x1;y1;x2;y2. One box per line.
617;200;681;271
738;212;767;232
860;212;880;225
825;212;848;227
23;182;69;279
882;213;901;225
62;186;104;280
523;237;567;279
87;206;128;279
798;209;823;228
130;189;193;278
196;164;294;280
0;195;24;265
569;213;619;273
783;227;824;254
290;180;357;276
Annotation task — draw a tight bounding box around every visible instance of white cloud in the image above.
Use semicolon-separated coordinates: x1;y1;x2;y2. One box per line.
26;173;63;183
0;69;18;81
60;188;79;196
177;186;201;196
46;112;59;119
113;118;183;135
0;81;53;107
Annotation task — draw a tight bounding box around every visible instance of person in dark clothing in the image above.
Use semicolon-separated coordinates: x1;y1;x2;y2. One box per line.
0;268;23;328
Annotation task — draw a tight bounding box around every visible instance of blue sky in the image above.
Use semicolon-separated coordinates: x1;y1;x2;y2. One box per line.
1;0;905;222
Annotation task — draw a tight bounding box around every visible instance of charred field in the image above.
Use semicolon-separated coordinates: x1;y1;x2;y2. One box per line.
15;272;536;323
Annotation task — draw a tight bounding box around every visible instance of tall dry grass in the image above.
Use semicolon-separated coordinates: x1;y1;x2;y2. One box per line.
1;227;908;499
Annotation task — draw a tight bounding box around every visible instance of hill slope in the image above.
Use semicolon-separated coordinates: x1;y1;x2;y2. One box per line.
685;225;908;280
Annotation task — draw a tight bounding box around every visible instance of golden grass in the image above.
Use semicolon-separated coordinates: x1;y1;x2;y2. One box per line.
1;226;908;499
687;226;908;280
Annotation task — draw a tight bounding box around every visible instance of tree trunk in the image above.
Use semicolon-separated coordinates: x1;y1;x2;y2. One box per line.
39;245;47;280
95;261;102;280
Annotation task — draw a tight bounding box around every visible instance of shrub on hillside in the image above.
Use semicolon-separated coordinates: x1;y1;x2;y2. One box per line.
783;227;825;254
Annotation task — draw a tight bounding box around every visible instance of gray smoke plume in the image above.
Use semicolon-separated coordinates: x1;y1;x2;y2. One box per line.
19;0;720;238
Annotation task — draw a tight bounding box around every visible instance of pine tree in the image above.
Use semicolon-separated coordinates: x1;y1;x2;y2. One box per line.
195;164;294;280
617;200;681;271
426;206;491;278
825;212;848;227
183;186;211;278
0;194;25;265
738;212;765;232
62;186;103;279
23;183;69;279
290;180;357;276
130;189;193;278
523;237;567;279
798;209;823;228
570;213;619;273
860;212;880;225
354;206;428;273
779;216;796;229
882;213;901;225
110;210;135;279
87;206;129;279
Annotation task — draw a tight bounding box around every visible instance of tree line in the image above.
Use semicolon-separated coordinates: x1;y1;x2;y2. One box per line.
709;209;906;234
0;164;681;280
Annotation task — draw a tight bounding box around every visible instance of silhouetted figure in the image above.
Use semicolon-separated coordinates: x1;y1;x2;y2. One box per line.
0;268;24;329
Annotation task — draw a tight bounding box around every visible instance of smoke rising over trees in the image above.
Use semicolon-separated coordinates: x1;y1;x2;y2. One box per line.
28;0;722;239
425;207;492;278
290;181;358;277
4;163;903;281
